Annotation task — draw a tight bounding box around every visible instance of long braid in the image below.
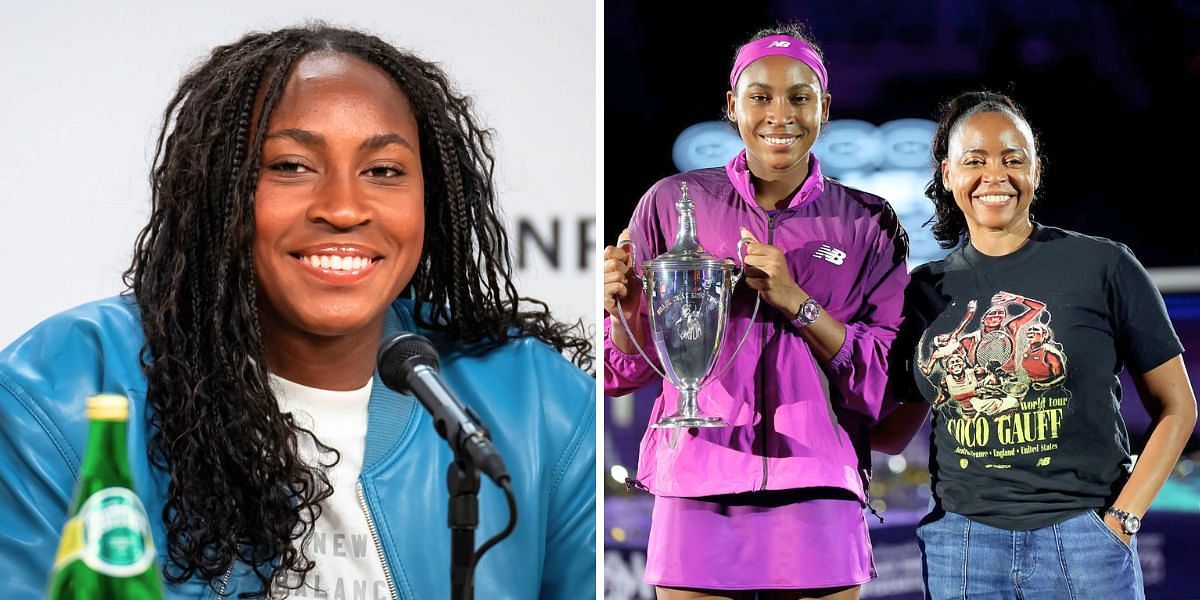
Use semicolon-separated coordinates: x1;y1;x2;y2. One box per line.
208;60;263;380
436;122;477;322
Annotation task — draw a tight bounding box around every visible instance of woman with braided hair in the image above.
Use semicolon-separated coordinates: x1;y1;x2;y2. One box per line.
0;25;594;599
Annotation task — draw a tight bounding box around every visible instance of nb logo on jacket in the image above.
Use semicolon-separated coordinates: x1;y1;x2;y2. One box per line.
813;245;846;265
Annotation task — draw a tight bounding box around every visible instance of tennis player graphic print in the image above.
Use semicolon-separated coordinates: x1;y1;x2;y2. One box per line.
918;292;1070;468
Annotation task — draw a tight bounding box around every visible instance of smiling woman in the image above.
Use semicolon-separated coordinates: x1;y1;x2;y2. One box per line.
603;22;909;600
876;91;1196;599
0;25;595;600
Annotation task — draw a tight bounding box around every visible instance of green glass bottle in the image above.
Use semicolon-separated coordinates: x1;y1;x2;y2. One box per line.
47;394;164;599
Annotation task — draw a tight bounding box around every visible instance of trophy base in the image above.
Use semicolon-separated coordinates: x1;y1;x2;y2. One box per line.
650;414;728;429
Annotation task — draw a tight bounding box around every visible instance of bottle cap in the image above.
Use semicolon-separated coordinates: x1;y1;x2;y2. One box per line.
86;394;129;421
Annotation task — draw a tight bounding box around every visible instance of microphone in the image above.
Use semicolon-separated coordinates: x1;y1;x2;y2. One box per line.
377;333;510;484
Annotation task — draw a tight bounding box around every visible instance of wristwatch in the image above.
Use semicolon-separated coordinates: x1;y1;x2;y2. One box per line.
1105;507;1142;535
791;297;821;329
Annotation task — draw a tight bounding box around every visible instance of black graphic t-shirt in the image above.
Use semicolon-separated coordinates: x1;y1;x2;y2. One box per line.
903;225;1183;530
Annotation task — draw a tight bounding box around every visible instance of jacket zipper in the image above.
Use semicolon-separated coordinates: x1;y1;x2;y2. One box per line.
758;211;780;491
215;565;232;598
357;482;400;600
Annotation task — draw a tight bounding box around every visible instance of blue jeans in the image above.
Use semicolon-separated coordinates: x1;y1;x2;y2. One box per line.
916;510;1144;600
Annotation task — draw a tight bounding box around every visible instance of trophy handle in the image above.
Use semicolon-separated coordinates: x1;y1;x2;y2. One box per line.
617;238;643;280
732;237;751;285
612;239;669;381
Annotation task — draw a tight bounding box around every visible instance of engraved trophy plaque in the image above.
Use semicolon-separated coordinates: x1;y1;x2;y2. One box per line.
615;182;757;428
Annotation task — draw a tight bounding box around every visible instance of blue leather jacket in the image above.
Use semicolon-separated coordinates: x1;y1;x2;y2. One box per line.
0;296;595;599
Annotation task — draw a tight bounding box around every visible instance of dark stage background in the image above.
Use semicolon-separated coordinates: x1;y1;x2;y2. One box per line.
604;0;1200;268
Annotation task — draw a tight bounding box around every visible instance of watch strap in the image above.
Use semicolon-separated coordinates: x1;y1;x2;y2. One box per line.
1105;507;1141;534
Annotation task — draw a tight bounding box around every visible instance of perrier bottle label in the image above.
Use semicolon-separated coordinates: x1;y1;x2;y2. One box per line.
54;488;156;576
47;394;163;599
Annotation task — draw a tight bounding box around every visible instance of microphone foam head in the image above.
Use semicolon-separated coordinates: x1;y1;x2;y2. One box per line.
378;333;440;394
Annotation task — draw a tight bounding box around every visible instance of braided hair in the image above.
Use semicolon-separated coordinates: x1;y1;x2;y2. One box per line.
123;24;592;597
924;90;1043;248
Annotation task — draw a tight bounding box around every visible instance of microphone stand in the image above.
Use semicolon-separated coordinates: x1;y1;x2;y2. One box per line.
448;451;480;600
376;333;516;600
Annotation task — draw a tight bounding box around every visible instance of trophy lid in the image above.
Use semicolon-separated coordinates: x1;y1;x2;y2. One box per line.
645;181;734;271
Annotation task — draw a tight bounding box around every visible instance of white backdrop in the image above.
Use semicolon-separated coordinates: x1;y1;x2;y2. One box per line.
0;0;596;346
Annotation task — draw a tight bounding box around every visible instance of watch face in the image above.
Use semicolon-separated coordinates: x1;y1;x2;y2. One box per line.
1126;516;1142;534
801;300;820;322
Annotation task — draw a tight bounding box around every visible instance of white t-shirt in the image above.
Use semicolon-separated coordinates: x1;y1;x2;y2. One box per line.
269;373;391;600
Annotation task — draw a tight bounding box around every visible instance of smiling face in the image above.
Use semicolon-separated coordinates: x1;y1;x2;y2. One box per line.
946;354;966;375
941;110;1040;238
253;51;424;343
726;54;830;182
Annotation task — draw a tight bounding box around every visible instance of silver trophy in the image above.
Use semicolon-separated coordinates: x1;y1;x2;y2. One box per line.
615;182;758;428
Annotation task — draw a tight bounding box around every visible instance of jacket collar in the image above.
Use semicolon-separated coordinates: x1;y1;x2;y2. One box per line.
362;299;422;472
724;149;825;212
